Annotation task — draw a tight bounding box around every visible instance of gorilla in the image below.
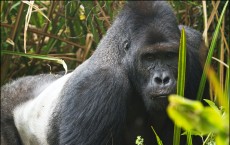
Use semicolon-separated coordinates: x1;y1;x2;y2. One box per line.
1;1;208;145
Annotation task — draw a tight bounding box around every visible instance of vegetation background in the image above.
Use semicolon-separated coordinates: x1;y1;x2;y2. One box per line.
1;1;229;86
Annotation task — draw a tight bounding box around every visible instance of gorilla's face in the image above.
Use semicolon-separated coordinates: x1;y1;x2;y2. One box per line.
137;40;178;111
125;24;180;112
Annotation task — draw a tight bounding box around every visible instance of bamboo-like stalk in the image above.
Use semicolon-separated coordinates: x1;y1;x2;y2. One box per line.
202;1;208;47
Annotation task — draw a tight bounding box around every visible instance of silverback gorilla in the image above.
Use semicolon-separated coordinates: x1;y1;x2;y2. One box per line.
1;1;208;145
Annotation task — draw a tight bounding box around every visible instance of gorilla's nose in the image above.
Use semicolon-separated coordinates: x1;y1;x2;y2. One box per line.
152;71;172;87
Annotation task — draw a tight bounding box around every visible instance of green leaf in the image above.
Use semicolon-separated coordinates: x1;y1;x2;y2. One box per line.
168;95;203;132
151;126;163;145
168;95;224;135
198;108;223;133
215;134;227;145
203;99;220;113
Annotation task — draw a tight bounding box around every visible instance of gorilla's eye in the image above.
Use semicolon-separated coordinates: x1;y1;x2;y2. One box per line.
124;41;130;51
144;53;155;61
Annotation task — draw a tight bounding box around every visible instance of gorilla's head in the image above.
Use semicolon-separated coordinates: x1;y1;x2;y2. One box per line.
119;2;181;111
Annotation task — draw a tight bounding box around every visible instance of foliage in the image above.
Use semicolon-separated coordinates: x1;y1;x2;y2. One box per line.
167;94;229;145
167;1;229;145
1;1;125;85
196;1;229;101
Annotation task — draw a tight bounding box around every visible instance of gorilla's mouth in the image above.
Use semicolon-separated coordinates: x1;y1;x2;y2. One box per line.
150;94;170;100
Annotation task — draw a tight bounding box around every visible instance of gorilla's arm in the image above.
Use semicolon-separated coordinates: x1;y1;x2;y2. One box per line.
1;74;60;145
50;67;131;145
1;74;61;118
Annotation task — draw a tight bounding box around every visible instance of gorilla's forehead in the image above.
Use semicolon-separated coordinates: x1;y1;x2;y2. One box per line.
127;24;180;50
116;2;181;41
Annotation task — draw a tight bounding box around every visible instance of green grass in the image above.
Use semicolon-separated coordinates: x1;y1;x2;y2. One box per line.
173;27;187;145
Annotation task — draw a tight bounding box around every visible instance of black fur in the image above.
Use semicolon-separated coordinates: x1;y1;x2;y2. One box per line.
1;1;208;145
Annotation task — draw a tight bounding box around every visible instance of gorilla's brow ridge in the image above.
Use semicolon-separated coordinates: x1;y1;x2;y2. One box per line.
141;42;179;54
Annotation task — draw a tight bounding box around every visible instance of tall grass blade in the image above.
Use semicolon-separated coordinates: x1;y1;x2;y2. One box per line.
177;28;186;96
1;50;67;74
173;27;186;145
196;1;229;101
151;126;163;145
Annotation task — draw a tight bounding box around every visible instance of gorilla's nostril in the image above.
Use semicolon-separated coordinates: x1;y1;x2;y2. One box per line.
163;76;170;84
154;77;162;84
